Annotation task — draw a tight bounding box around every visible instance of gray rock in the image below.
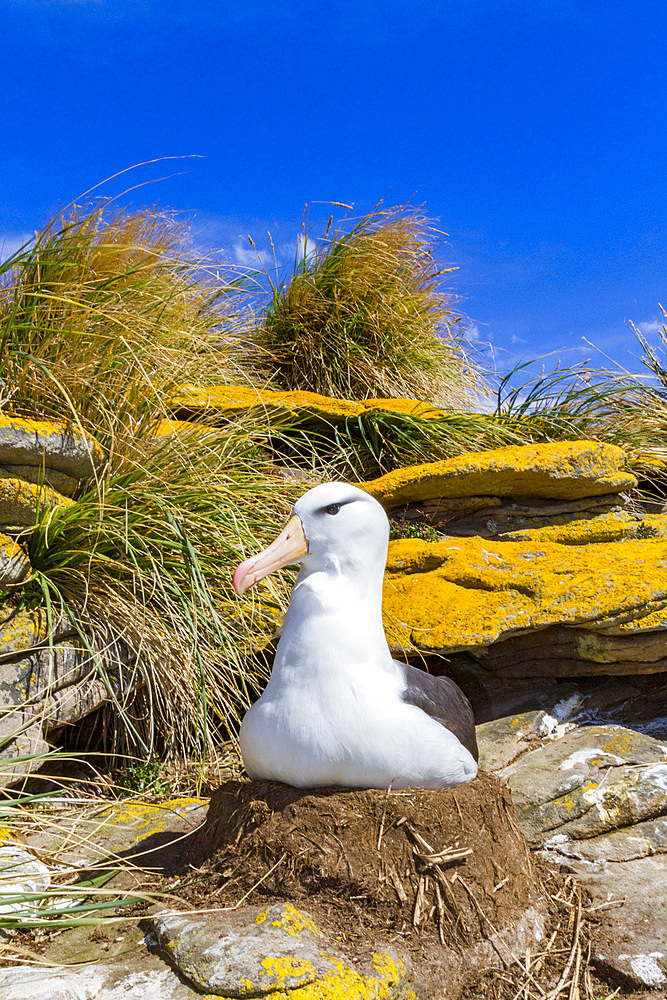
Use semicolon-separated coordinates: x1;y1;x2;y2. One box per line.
0;415;103;480
0;476;72;529
0;533;30;588
0;714;49;781
499;724;667;847
0;845;50;916
0;463;79;496
570;855;667;990
0;964;201;999
146;902;409;999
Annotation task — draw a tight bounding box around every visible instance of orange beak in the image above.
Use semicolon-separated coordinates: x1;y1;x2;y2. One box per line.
233;515;308;596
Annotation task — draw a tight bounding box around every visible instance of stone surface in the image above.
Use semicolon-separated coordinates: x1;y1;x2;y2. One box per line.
382;532;667;668
0;463;79;496
0;533;30;587
0;714;49;781
0;963;203;999
0;476;73;528
170;383;445;425
0;844;51;916
390;493;624;538
575;855;667;990
0;414;103;480
498;725;667;848
364;440;636;506
146;902;409;998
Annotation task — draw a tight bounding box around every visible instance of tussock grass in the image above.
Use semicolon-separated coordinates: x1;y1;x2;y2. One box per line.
0;203;298;762
253;203;483;407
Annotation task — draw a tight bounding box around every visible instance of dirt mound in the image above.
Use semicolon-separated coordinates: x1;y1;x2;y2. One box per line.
187;772;553;998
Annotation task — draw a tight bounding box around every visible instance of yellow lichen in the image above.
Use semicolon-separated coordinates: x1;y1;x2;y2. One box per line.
364;440;636;505
0;415;103;465
94;798;206;843
258;951;409;1000
382;533;667;656
258;955;316;988
0;477;73;524
270;902;323;938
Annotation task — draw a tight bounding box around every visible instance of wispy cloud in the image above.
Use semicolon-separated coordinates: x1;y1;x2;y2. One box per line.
0;231;33;263
636;318;665;335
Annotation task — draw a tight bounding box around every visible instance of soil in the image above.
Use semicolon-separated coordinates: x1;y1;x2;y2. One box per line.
185;771;558;999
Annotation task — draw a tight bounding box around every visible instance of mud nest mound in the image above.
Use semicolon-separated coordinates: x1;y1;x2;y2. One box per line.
187;772;559;997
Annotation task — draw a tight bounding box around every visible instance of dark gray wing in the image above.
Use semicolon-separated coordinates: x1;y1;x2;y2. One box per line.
395;660;479;762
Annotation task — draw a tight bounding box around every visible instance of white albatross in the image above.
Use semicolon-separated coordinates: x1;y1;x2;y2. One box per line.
233;482;478;790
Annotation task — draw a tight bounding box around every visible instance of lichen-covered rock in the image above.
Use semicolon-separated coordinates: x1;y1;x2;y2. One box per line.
170;383;443;426
365;440;636;505
0;477;73;528
0;533;30;587
382;533;667;669
0;415;103;480
498;724;667;849
146;902;409;999
0;463;79;496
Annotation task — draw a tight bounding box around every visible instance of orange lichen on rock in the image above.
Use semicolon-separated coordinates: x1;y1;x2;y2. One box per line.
364;440;637;505
0;414;103;479
382;532;667;655
171;384;363;420
0;478;74;528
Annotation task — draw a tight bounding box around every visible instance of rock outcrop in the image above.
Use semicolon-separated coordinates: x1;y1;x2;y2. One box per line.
476;717;667;990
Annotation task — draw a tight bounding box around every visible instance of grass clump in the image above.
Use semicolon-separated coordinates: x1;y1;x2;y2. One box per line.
253;203;482;407
0;201;299;763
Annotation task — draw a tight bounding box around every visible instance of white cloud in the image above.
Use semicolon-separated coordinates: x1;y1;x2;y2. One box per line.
636;318;665;335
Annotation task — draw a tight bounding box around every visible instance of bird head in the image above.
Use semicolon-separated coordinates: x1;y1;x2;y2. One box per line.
232;482;389;596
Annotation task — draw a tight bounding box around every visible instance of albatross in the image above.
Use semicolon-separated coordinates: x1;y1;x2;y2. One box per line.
233;482;478;790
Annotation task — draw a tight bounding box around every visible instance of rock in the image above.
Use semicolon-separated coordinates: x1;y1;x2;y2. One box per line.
0;414;103;480
364;440;636;506
479;723;667;990
26;797;209;873
390;493;624;538
169;383;445;426
186;775;550;999
467;624;667;678
0;963;203;999
0;477;73;529
0;714;49;781
0;628;136;783
0;463;79;496
497;724;667;849
0;844;50;916
0;533;30;587
382;532;667;670
145;902;409;998
577;855;667;990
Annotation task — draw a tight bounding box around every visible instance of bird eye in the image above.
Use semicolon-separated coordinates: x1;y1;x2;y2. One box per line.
325;504;341;515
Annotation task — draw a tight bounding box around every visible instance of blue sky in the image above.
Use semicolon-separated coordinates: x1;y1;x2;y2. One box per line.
2;0;666;378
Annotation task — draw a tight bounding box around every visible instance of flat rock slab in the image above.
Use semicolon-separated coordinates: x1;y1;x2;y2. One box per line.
382;532;667;666
145;902;409;998
568;854;667;991
0;415;103;480
0;962;201;1000
185;774;551;999
364;440;636;505
499;724;667;850
169;383;443;425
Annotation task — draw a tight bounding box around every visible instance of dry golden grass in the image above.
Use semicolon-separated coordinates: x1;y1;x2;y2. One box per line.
253;203;483;407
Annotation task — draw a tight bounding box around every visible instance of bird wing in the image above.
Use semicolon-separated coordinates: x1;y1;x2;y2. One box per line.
394;660;479;762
